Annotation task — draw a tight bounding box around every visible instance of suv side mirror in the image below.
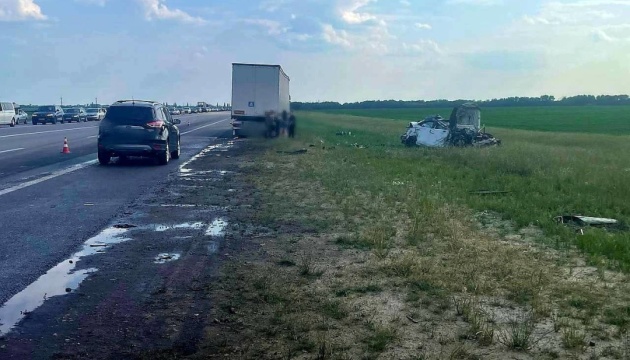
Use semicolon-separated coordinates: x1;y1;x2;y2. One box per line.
173;119;181;125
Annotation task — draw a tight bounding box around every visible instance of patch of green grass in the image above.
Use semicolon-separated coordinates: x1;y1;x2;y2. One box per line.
321;299;348;320
277;259;296;267
364;324;397;353
323;105;630;135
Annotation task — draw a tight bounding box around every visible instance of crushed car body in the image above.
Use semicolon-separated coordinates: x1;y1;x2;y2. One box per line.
401;103;501;147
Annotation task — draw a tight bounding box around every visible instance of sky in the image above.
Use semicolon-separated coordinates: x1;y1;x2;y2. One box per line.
0;0;629;105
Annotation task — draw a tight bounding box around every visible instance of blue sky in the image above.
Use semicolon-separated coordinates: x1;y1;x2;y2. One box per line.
1;0;629;105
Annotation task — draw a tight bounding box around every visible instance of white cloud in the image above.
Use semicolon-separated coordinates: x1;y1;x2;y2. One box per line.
339;0;378;24
322;23;352;48
415;22;432;30
137;0;205;24
0;0;47;21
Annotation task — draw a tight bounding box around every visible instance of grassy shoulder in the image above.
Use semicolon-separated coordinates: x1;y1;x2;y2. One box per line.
195;113;630;359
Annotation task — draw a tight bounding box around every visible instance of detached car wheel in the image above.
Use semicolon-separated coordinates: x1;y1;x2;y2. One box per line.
98;151;111;165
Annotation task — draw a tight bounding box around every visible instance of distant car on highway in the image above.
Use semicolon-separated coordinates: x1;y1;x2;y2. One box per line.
86;108;106;121
63;107;88;123
191;108;198;114
97;100;181;166
15;109;28;125
170;108;181;115
0;102;17;127
32;105;64;125
182;107;192;114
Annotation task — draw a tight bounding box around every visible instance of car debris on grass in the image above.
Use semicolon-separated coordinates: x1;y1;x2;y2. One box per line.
401;103;501;147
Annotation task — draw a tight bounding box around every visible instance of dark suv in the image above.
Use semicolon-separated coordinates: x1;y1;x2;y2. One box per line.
97;100;181;165
32;105;64;125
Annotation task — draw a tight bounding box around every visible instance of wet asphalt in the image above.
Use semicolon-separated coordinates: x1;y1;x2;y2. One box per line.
0;112;232;308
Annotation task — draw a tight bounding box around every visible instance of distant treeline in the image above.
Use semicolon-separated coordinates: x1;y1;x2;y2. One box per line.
292;95;630;110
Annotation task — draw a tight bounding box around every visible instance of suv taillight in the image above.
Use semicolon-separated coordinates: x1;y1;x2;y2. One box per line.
146;120;164;128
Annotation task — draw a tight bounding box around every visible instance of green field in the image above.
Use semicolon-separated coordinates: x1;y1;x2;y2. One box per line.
292;109;630;271
324;105;630;135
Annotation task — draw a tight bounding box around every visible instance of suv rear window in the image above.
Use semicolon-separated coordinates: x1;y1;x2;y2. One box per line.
104;106;154;125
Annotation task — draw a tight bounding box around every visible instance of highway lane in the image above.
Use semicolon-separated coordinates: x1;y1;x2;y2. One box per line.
0;112;232;306
0;112;228;190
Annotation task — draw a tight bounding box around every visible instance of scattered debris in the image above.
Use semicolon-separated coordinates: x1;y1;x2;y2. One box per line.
154;253;181;264
401;103;501;148
351;143;367;149
277;149;307;155
406;315;420;324
336;131;352;136
554;215;626;234
555;215;619;228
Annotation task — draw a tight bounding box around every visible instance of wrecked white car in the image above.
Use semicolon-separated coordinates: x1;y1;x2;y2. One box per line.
401;103;501;147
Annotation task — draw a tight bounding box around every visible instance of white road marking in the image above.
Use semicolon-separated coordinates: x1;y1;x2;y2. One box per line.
0;160;98;197
0;126;97;139
0;117;227;197
181;119;228;135
87;135;98;139
0;148;24;154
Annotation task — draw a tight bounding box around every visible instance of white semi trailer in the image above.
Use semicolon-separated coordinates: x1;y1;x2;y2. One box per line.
231;63;290;137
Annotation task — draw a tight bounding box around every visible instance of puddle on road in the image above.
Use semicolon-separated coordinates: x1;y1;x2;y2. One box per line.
205;218;228;237
152;222;206;232
0;227;132;335
180;170;232;178
179;142;234;176
206;218;228;255
160;204;199;208
154;253;181;264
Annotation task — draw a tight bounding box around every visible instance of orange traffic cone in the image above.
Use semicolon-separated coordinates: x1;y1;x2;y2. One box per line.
61;137;70;154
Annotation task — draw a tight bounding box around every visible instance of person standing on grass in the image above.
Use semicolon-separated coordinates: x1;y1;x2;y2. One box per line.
288;113;296;138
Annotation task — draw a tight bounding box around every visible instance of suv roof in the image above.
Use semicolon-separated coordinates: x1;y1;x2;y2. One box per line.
111;100;161;108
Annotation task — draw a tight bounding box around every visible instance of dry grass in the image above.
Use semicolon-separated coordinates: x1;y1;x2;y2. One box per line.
195;113;630;359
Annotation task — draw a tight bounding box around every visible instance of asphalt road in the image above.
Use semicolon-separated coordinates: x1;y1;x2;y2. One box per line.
0;112;232;307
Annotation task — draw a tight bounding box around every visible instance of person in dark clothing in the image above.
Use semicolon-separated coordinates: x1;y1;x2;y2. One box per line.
288;113;296;138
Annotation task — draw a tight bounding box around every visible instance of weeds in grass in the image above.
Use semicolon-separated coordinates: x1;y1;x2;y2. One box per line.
561;327;586;351
299;251;323;278
498;316;537;351
360;224;395;259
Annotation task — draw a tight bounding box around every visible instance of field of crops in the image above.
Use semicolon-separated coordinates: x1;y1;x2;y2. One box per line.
324;105;630;135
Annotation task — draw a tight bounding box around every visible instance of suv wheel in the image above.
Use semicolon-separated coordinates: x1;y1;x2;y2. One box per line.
98;151;111;165
157;141;170;165
10;118;15;127
171;137;180;159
